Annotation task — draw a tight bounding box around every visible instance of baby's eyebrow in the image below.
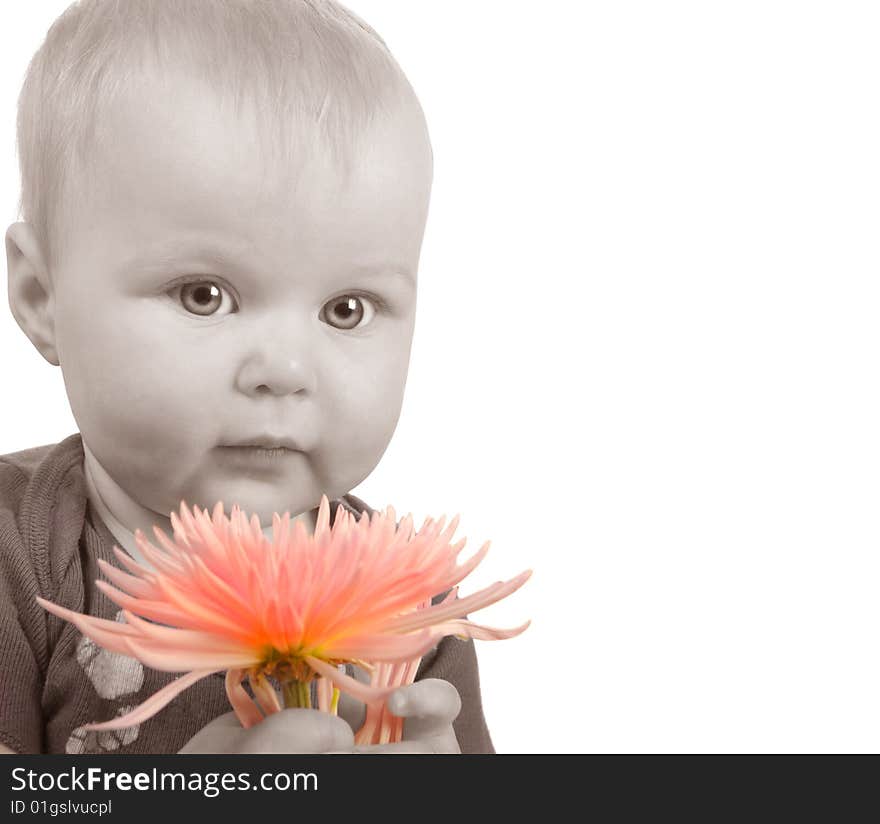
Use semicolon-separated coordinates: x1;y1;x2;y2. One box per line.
122;240;246;272
351;265;416;287
121;242;416;290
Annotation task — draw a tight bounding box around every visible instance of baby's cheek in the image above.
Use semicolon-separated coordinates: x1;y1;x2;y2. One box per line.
70;333;213;461
314;371;405;489
333;360;404;434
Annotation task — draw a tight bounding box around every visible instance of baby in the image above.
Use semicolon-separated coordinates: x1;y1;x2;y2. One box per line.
0;0;493;754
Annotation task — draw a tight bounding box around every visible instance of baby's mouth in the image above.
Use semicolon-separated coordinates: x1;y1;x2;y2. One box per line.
223;446;297;458
218;435;304;461
222;434;301;449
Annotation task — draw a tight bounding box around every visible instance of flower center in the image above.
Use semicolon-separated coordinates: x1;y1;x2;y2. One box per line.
258;655;316;684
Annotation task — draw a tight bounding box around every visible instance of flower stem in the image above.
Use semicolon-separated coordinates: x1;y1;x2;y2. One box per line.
282;680;312;709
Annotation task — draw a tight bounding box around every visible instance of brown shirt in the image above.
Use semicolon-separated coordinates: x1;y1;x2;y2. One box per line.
0;434;494;754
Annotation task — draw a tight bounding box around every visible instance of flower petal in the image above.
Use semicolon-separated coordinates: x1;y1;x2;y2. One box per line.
304;656;398;704
82;668;218;731
93;581;191;626
314;495;332;537
248;672;282;717
430;618;532;642
111;545;158;582
121;638;260;672
35;597;138;655
121;610;256;654
445;540;491;589
96;559;158;599
384;570;533;633
323;629;437;663
37;497;532;737
225;669;264;729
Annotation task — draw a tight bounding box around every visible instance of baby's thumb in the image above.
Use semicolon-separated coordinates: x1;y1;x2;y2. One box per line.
388;679;461;739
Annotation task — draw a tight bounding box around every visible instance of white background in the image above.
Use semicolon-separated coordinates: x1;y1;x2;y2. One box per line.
2;1;879;754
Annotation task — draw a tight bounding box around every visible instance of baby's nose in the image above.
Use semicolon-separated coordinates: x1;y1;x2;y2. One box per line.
235;337;317;398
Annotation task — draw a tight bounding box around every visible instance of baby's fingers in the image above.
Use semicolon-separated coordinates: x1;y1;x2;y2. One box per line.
178;711;247;754
389;678;461;723
235;708;355;754
388;678;461;743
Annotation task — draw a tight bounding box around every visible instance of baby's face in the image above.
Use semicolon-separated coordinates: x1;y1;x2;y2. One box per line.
51;73;432;523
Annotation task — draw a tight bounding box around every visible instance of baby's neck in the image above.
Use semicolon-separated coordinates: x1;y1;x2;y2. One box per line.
81;444;316;569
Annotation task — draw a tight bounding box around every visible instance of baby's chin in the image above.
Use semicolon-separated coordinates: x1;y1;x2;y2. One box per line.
164;474;329;525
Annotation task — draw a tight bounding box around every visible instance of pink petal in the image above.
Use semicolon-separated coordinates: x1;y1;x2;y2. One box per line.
438;588;459;606
314;495;332;537
121;638;259;672
35;597;138;655
316;677;333;713
226;669;264;729
445;541;491;589
93;581;191;626
96;559;159;599
430;618;532;642
82;669;218;731
248;672;282;716
137;530;187;574
323;629;437;663
36;597;136;636
120;610;255;654
148;577;254;636
385;569;533;633
111;545;158;583
304;656;398;704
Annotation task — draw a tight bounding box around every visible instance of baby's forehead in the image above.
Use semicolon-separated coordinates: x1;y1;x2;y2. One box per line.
81;77;429;221
59;73;431;290
20;0;431;276
105;3;420;153
71;55;431;238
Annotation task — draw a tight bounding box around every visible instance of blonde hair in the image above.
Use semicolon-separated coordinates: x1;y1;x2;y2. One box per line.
15;0;423;272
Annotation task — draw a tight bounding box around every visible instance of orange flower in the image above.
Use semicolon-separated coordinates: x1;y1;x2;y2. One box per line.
38;497;530;735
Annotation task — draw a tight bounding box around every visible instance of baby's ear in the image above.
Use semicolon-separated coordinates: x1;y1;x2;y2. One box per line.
5;222;59;366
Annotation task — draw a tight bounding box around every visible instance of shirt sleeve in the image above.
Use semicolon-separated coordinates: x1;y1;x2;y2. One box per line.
0;464;47;754
416;635;495;754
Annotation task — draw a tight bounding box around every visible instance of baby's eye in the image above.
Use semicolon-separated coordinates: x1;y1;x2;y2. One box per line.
171;280;238;317
319;294;377;330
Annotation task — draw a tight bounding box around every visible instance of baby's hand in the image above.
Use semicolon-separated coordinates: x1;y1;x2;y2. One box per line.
339;678;462;754
178;678;460;754
178;708;354;754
